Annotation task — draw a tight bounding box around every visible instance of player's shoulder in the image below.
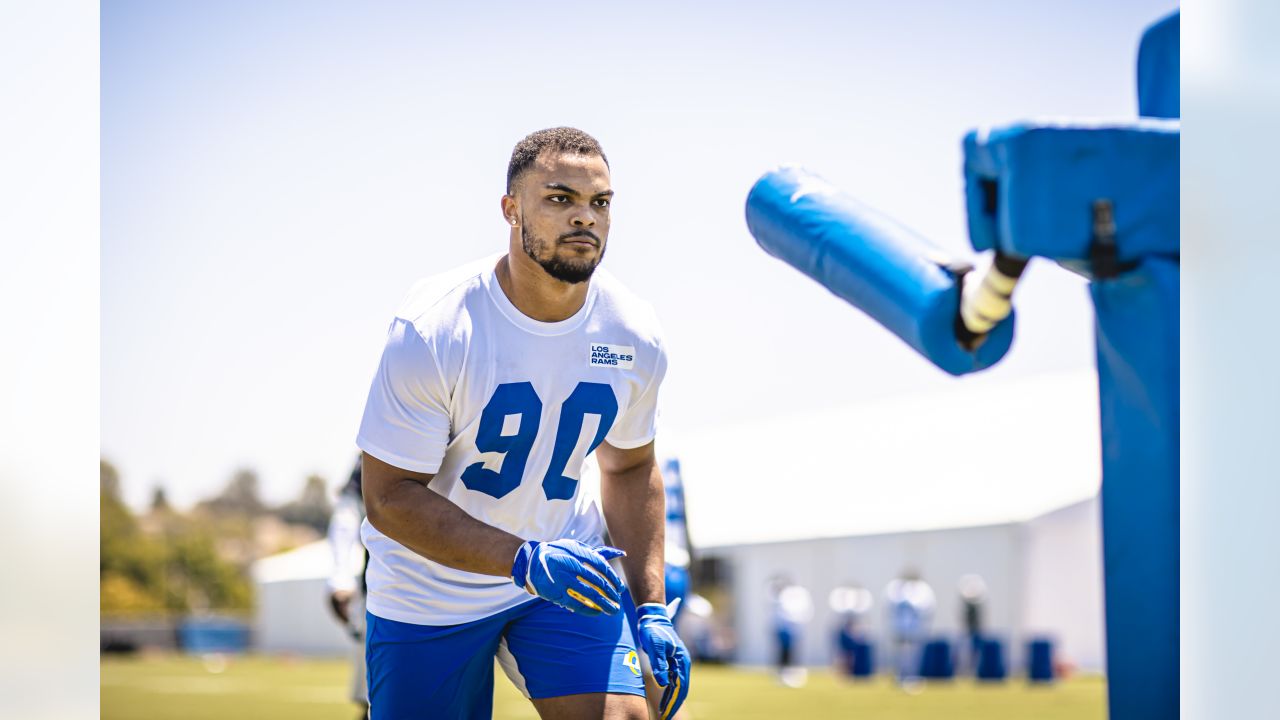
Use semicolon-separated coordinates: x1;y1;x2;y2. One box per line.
590;268;666;350
394;254;497;333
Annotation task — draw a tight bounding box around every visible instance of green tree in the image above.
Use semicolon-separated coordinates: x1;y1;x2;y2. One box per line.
102;459;168;614
168;532;253;611
150;485;171;513
101;459;139;572
200;468;266;517
277;474;333;533
101;459;254;616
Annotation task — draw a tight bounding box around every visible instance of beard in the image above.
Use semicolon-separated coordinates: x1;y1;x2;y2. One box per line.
521;224;605;284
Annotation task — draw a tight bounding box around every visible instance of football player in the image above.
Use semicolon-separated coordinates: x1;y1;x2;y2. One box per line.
357;127;690;720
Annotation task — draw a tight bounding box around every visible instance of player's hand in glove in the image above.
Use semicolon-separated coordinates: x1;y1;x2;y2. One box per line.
510;539;626;616
636;599;691;720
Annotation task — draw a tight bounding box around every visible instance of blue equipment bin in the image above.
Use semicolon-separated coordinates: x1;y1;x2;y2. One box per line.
976;637;1008;681
919;638;955;679
178;617;250;654
851;639;875;677
1027;637;1055;682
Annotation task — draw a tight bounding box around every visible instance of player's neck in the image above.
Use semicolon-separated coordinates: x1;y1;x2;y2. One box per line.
495;252;590;323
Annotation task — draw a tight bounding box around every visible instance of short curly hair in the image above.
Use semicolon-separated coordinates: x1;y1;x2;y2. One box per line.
506;127;609;194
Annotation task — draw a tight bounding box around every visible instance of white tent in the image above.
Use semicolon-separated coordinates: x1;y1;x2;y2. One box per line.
251;539;363;655
677;369;1101;547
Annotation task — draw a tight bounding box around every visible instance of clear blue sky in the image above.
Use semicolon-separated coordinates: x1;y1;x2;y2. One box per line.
102;0;1178;509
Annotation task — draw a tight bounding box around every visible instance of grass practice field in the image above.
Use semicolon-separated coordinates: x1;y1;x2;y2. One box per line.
102;654;1106;720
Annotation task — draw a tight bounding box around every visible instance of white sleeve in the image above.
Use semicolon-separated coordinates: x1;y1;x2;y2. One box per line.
605;342;668;449
326;493;362;593
356;318;452;474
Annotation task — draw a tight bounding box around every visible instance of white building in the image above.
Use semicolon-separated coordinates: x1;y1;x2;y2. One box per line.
676;370;1106;672
251;539;362;655
699;496;1103;671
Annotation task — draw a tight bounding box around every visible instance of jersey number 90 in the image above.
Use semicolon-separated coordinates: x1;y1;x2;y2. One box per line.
460;382;618;500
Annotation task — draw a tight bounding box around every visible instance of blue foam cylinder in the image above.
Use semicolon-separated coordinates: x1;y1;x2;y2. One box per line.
975;637;1007;681
746;166;1015;376
919;638;955;679
837;631;876;677
1027;637;1055;682
851;640;875;677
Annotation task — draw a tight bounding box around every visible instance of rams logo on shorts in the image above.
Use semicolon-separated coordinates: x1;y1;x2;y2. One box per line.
623;650;642;676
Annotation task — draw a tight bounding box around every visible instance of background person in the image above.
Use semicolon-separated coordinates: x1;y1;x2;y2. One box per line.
958;574;988;674
884;570;936;688
326;458;368;718
770;577;814;688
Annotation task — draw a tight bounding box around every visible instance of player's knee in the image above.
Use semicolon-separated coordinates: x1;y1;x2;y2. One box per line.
597;692;649;720
611;700;649;720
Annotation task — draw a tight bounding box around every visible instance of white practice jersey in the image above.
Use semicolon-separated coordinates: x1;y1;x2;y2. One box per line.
356;255;668;625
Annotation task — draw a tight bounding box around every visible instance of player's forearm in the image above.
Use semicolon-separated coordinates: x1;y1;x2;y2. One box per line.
601;460;666;606
366;478;523;578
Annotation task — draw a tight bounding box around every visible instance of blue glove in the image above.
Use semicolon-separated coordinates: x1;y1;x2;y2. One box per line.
510;540;626;616
636;600;691;720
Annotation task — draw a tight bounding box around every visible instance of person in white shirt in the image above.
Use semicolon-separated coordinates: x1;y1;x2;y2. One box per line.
769;577;814;687
356;127;689;720
885;570;936;685
325;459;368;717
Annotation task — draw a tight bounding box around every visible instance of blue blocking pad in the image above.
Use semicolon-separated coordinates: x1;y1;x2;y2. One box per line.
963;120;1179;264
745;166;1014;376
1138;12;1179;119
1091;256;1179;719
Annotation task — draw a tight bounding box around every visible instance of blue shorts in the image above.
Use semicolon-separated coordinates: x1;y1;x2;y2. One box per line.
366;595;646;719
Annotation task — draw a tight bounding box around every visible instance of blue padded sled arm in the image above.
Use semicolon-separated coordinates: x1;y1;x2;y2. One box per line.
745;166;1015;376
